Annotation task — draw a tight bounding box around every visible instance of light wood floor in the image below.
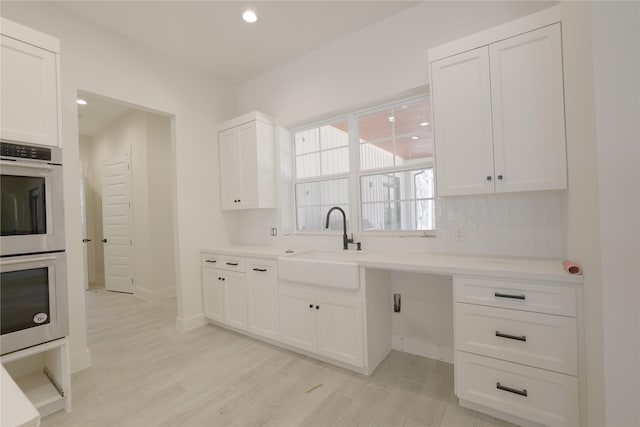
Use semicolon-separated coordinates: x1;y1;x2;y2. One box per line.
42;288;514;427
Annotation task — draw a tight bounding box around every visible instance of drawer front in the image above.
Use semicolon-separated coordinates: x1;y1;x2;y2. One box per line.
246;258;277;272
455;351;579;427
201;253;245;272
454;276;576;316
455;303;577;375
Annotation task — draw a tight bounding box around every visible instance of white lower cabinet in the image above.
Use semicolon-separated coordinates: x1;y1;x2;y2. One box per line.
279;285;364;368
456;352;579;427
222;271;248;330
201;253;247;330
246;259;279;340
454;276;580;426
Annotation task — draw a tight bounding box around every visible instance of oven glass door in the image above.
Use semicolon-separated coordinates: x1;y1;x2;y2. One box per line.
0;161;64;255
1;174;47;236
1;266;51;334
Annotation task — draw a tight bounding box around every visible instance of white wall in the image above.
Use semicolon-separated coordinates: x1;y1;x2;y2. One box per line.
591;2;640;425
0;2;236;372
79;136;98;284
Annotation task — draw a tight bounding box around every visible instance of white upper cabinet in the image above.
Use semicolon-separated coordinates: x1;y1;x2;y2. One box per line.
490;24;566;193
1;20;60;147
431;47;495;196
429;7;567;197
218;112;276;210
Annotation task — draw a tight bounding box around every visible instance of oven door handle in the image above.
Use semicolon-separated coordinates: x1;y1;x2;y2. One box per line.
0;255;58;266
0;160;54;171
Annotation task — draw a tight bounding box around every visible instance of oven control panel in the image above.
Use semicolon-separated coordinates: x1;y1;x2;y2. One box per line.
1;142;52;161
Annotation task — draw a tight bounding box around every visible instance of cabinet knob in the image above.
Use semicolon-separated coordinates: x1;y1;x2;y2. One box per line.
497;175;503;180
309;304;313;309
315;305;319;310
486;176;492;181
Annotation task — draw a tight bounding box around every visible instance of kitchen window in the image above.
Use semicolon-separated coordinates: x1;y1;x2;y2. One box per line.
292;96;434;233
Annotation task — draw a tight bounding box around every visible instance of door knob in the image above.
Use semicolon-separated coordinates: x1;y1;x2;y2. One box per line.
101;238;107;243
82;239;92;243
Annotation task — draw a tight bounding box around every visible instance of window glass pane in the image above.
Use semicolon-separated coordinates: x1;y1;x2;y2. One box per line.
320;122;348;150
360;168;435;231
321;147;349;175
295;153;320;179
394;134;432;165
295;178;349;232
359;108;393;142
360;140;394;171
295;181;320;207
295;128;319;155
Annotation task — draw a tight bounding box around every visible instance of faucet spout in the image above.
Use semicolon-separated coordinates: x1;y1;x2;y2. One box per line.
325;206;353;250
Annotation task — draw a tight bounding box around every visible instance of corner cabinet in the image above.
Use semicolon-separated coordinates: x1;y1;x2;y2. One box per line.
430;14;567;196
1;18;60;147
218;112;276;210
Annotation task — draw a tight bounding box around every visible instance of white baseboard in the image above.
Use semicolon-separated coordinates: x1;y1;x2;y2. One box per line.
135;286;176;302
176;314;206;332
392;335;454;363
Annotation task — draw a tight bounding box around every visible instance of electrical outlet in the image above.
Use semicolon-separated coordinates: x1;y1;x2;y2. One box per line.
454;225;464;241
270;227;278;237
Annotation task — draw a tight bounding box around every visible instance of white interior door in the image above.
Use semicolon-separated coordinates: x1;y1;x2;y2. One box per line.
101;154;133;293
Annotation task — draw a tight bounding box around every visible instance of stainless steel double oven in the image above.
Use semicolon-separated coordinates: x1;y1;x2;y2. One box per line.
1;141;69;355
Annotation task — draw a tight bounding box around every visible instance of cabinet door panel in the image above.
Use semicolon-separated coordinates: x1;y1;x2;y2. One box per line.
202;268;224;322
279;287;315;352
223;271;247;330
219;128;241;210
237;123;259;208
490;24;567;192
315;293;364;367
247;261;279;340
1;36;58;146
431;47;495;196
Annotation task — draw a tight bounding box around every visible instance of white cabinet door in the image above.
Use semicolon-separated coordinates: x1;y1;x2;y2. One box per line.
219;128;241;210
431;46;495;196
0;36;58;147
490;23;567;193
222;271;247;330
315;292;364;367
246;260;279;340
279;287;316;352
202;268;224;322
237;122;258;208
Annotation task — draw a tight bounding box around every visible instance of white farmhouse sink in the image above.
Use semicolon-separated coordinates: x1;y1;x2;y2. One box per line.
278;250;360;290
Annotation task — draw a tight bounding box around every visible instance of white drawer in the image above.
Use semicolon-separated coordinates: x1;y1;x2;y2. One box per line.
455;303;577;375
454;276;576;316
455;351;579;427
201;253;245;272
246;258;277;272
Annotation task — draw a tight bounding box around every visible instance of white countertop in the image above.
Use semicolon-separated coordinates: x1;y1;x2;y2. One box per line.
202;245;583;284
1;365;40;427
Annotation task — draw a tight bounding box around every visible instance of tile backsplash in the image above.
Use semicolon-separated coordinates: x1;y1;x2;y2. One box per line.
234;191;566;259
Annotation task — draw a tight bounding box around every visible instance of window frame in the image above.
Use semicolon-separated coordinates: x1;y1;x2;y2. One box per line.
290;94;435;236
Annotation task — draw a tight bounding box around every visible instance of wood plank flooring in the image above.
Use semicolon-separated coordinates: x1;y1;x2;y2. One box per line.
41;288;515;427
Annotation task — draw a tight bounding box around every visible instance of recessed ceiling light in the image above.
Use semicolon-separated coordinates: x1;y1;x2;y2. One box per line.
388;116;395;122
420;122;429;126
411;136;419;140
242;10;257;23
77;99;87;105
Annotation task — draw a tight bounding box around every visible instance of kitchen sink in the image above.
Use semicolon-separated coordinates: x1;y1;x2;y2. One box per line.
278;250;360;290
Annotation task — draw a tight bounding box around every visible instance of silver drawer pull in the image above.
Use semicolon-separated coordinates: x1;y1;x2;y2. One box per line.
495;331;527;342
205;259;217;263
496;382;528;397
226;262;239;266
494;292;525;300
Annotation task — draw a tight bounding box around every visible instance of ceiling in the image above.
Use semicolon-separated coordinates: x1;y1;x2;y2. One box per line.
55;1;419;84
